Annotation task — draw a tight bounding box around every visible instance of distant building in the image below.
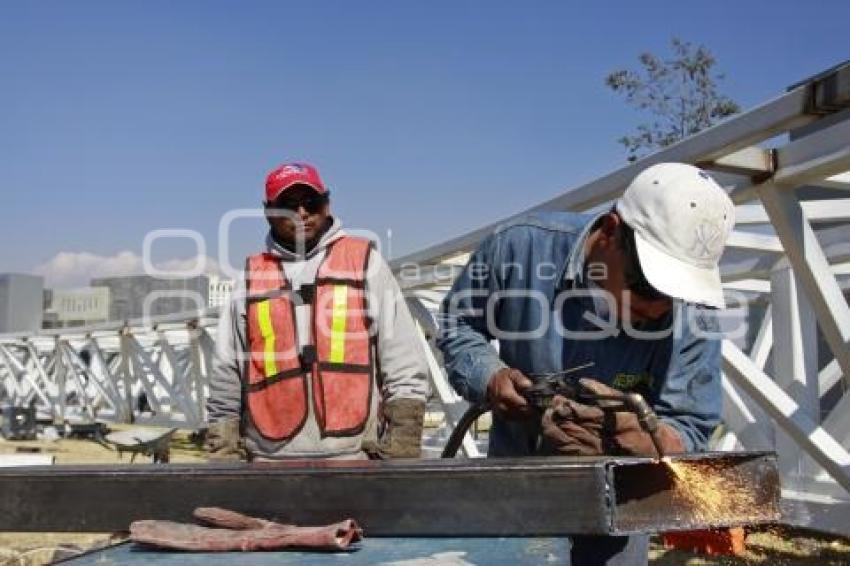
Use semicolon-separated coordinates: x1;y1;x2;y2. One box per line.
42;289;58;328
91;275;209;321
43;287;110;328
208;276;234;308
0;274;44;333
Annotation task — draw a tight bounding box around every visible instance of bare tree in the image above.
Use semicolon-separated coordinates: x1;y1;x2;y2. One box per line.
605;38;740;161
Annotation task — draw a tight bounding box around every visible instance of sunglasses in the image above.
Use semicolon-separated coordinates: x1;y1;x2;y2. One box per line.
619;224;669;302
269;193;328;214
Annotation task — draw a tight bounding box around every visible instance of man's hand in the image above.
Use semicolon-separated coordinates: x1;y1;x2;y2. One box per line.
364;398;426;459
205;419;246;462
540;378;686;457
578;378;685;456
487;368;533;420
540;395;605;455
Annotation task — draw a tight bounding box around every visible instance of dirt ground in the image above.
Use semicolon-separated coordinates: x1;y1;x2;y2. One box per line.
649;526;850;565
0;424;207;465
0;430;848;565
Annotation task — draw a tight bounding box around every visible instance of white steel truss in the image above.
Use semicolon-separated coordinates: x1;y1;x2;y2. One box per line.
0;312;219;429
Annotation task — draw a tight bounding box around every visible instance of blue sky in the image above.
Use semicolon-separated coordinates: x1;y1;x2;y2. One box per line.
1;0;847;286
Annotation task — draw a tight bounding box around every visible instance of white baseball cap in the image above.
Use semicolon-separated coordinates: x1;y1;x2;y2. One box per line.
615;163;735;308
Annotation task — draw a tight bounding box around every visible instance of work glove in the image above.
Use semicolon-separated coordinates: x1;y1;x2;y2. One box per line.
364;398;426;459
540;378;685;457
130;507;362;552
486;368;533;420
205;419;246;462
540;394;605;456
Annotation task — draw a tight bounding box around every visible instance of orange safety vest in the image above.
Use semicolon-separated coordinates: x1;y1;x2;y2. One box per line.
244;236;374;441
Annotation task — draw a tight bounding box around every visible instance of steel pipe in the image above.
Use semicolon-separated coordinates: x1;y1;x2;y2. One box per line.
0;452;780;535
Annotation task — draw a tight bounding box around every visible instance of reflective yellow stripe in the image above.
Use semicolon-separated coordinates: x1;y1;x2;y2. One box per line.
329;285;348;363
257;300;278;377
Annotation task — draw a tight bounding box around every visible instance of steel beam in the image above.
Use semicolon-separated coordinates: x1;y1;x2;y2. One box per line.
188;328;207;421
735;199;850;224
0;308;220;344
720;374;772;451
722;340;850;491
725;231;783;254
156;331;199;425
126;334;164;414
808;63;850;113
698;146;773;177
87;338;130;422
770;267;819;417
821;171;850;190
749;305;773;370
714;430;741;451
824;395;850;447
0;344;52;413
62;343;119;416
720;228;850;288
771;266;820;479
819;358;842;396
58;342;95;420
117;332;135;423
782;493;850;539
0;453;779;535
722;279;771;294
408;296;481;458
398;264;464;291
731;115;850;204
774;118;850;188
758;183;850;388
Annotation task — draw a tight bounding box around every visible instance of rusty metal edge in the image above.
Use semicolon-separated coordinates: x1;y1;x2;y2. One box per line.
605;451;782;535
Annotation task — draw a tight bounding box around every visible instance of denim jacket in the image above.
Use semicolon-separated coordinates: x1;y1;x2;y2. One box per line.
436;211;722;457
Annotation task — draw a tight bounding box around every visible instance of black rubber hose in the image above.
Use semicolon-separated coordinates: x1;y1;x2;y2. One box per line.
441;403;490;458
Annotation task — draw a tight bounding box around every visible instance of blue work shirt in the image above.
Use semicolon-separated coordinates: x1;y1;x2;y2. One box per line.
436;211;722;457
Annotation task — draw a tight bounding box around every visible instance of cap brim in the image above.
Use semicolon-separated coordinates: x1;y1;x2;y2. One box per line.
633;232;726;308
268;181;326;202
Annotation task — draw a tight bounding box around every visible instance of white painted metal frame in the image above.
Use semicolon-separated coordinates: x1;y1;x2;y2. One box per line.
0;313;219;429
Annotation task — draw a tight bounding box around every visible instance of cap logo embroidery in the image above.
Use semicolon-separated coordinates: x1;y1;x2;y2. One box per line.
280;164;304;176
691;221;723;259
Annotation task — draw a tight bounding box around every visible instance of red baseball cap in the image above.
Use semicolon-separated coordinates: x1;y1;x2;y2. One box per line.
264;162;327;202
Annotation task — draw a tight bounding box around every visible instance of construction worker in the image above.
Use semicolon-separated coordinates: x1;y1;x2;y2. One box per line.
437;163;735;564
206;162;430;461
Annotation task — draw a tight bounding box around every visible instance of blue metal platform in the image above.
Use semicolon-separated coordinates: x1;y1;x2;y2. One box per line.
65;537;570;565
